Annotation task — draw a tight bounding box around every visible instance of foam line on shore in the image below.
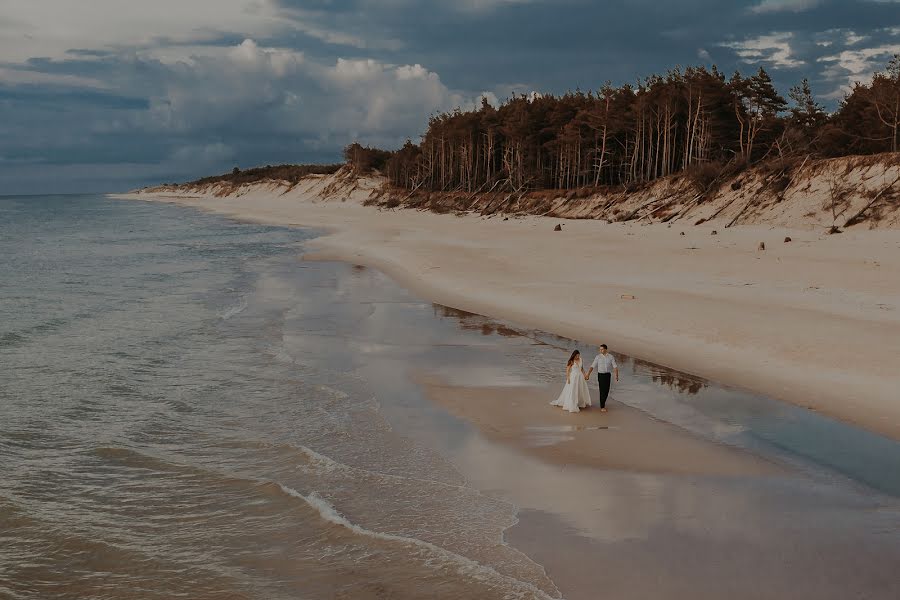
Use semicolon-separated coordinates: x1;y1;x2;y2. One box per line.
275;483;562;600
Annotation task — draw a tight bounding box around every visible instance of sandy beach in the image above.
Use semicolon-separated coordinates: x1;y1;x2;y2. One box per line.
75;194;900;600
114;184;900;441
421;376;787;477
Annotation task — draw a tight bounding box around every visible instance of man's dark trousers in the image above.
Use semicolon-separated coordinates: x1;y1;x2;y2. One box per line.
597;373;612;408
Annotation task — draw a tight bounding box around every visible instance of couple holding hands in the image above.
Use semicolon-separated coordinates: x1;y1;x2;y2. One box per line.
550;345;618;414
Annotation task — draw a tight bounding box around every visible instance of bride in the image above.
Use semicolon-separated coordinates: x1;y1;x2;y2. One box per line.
550;350;592;413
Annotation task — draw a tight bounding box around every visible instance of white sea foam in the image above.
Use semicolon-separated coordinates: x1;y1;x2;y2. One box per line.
293;443;505;498
218;296;248;320
314;384;349;401
276;483;561;600
269;347;296;365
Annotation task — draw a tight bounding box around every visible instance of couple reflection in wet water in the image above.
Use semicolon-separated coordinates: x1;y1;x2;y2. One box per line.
550;345;619;414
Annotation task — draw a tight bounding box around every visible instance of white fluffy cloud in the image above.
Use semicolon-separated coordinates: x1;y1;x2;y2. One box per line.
134;38;474;152
721;32;806;69
0;2;500;192
0;1;478;145
818;42;900;96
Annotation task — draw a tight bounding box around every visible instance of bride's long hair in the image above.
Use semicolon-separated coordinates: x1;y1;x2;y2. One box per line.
567;350;580;368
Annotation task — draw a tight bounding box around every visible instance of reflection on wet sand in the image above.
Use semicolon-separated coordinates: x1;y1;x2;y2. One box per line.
450;421;900;600
407;297;900;599
527;425;615;432
429;299;900;498
433;304;523;338
630;356;709;395
435;305;704;395
421;376;789;477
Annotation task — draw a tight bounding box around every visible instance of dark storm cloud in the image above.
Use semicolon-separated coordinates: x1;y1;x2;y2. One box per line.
271;0;900;92
0;0;898;193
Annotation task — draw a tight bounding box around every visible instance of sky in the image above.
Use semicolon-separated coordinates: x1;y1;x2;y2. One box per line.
1;0;899;194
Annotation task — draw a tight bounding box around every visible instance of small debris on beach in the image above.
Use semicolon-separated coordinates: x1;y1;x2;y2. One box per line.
758;242;766;251
554;224;563;231
620;294;637;300
784;236;792;243
711;230;718;236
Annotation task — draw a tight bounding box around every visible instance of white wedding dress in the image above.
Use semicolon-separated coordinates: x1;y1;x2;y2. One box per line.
550;357;592;413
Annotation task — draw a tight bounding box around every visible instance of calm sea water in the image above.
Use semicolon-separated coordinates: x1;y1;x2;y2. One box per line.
2;194;899;600
0;195;558;599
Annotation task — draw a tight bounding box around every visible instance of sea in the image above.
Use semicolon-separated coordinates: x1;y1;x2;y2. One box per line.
2;194;899;600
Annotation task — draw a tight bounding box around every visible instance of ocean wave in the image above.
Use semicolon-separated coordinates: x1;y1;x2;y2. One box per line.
276;483;561;600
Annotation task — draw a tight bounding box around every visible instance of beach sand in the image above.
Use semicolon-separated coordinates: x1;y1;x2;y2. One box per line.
419;371;899;600
114;188;900;440
420;376;787;477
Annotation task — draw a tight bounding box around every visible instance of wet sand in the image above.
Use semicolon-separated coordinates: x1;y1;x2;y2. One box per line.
399;307;900;600
505;503;900;600
440;405;900;600
421;376;788;477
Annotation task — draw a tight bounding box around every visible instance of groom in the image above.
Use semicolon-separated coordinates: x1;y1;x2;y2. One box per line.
585;345;618;412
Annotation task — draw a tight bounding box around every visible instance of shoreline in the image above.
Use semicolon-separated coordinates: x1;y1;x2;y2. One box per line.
110;190;900;441
12;193;899;600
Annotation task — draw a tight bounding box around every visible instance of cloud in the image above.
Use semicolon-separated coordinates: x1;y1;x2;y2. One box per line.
356;0;538;14
0;67;108;88
818;41;900;96
273;3;405;50
453;0;537;12
749;0;822;14
0;0;292;63
2;0;900;192
0;34;482;192
721;32;806;69
2;0;518;192
845;32;869;45
138;39;471;143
